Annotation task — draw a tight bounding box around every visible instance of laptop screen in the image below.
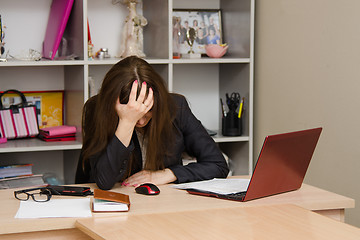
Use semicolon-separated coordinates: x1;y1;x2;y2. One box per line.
244;127;322;201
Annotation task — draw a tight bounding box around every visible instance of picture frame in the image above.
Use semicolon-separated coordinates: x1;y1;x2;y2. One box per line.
172;9;223;57
1;91;64;129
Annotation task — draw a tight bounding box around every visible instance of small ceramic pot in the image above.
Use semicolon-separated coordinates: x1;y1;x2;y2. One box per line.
205;44;229;58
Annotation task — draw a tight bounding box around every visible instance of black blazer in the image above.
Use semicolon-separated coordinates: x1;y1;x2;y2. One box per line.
76;94;229;190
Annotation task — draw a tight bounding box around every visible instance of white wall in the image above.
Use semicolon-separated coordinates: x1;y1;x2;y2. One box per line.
255;0;360;226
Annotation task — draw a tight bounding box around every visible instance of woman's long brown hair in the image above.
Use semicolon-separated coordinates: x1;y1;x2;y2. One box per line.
81;56;176;177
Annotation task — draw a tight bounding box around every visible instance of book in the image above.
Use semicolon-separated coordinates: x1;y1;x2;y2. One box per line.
0;174;45;189
42;0;74;60
38;134;76;142
92;189;130;212
0;164;33;179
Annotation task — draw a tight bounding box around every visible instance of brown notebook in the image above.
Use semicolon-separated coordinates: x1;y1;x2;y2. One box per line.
92;189;130;212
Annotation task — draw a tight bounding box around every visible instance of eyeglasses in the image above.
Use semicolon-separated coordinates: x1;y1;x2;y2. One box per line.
14;187;52;202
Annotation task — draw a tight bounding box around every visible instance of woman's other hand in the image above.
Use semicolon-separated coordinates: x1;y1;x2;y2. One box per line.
122;168;177;187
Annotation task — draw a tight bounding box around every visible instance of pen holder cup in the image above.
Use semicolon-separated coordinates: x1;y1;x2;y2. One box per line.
222;111;242;136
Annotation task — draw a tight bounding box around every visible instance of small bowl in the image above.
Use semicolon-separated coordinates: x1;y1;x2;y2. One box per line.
205;44;229;58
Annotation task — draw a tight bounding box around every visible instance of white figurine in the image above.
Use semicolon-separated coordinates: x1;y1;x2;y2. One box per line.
113;0;147;58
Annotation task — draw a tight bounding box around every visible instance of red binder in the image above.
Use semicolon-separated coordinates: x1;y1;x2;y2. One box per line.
38;125;77;142
42;0;74;60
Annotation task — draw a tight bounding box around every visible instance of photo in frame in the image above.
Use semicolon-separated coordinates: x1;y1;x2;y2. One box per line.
172;9;223;57
1;91;64;129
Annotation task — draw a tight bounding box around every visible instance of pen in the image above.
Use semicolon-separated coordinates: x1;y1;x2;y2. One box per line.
0;15;4;56
0;14;2;43
238;97;244;118
225;93;230;107
220;98;227;117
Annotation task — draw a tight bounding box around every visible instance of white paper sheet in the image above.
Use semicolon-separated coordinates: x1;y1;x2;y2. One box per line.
172;178;250;195
15;198;92;219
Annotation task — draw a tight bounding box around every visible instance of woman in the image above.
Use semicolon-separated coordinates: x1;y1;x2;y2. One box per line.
206;29;221;45
76;56;229;190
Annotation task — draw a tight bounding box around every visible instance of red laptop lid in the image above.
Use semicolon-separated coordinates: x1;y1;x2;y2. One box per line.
244;127;322;201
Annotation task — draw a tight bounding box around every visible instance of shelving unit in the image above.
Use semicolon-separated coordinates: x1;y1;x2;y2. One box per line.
0;0;254;184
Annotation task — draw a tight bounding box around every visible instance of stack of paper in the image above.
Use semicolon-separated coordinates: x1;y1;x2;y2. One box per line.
0;174;45;189
0;164;45;189
15;198;92;218
172;178;250;195
0;164;33;179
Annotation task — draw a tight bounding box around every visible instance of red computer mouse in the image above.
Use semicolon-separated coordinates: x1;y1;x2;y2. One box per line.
135;183;160;195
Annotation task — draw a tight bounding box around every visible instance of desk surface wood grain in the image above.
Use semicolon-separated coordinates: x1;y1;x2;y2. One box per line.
76;204;360;240
0;178;355;235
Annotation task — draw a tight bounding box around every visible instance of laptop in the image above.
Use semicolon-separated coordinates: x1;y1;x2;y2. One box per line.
186;127;322;202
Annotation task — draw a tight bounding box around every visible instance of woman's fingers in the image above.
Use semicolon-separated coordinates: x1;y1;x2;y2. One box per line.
136;81;147;104
122;169;177;187
128;80;151;107
143;87;154;110
118;80;152;124
122;171;150;187
128;80;138;103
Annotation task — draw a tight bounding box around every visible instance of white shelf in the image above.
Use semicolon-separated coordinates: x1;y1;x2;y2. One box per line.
0;139;82;153
84;57;250;65
0;135;248;152
171;58;251;64
213;135;250;143
0;60;85;67
86;58;171;65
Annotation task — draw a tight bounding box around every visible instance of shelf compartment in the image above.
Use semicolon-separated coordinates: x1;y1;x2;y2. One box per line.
1;0;84;62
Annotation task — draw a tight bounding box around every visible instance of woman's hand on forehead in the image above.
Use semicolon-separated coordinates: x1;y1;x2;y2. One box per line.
115;80;153;125
132;80;153;109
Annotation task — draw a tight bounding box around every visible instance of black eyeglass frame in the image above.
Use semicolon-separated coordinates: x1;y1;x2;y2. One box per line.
14;187;52;202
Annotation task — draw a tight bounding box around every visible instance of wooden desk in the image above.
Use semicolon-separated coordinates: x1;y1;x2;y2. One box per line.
76;204;360;240
0;181;355;239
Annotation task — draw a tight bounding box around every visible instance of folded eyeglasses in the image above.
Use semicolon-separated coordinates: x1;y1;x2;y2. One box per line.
14;187;52;202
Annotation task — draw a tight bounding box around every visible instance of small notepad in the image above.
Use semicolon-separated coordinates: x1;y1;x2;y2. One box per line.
92;189;130;212
92;198;129;212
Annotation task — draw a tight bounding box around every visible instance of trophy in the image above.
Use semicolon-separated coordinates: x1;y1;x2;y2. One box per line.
185;27;201;58
186;27;196;54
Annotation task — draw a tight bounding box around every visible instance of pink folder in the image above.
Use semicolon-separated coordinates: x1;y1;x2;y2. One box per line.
40;125;77;136
42;0;74;60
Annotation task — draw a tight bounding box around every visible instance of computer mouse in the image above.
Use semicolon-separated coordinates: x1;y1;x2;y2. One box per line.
135;183;160;195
